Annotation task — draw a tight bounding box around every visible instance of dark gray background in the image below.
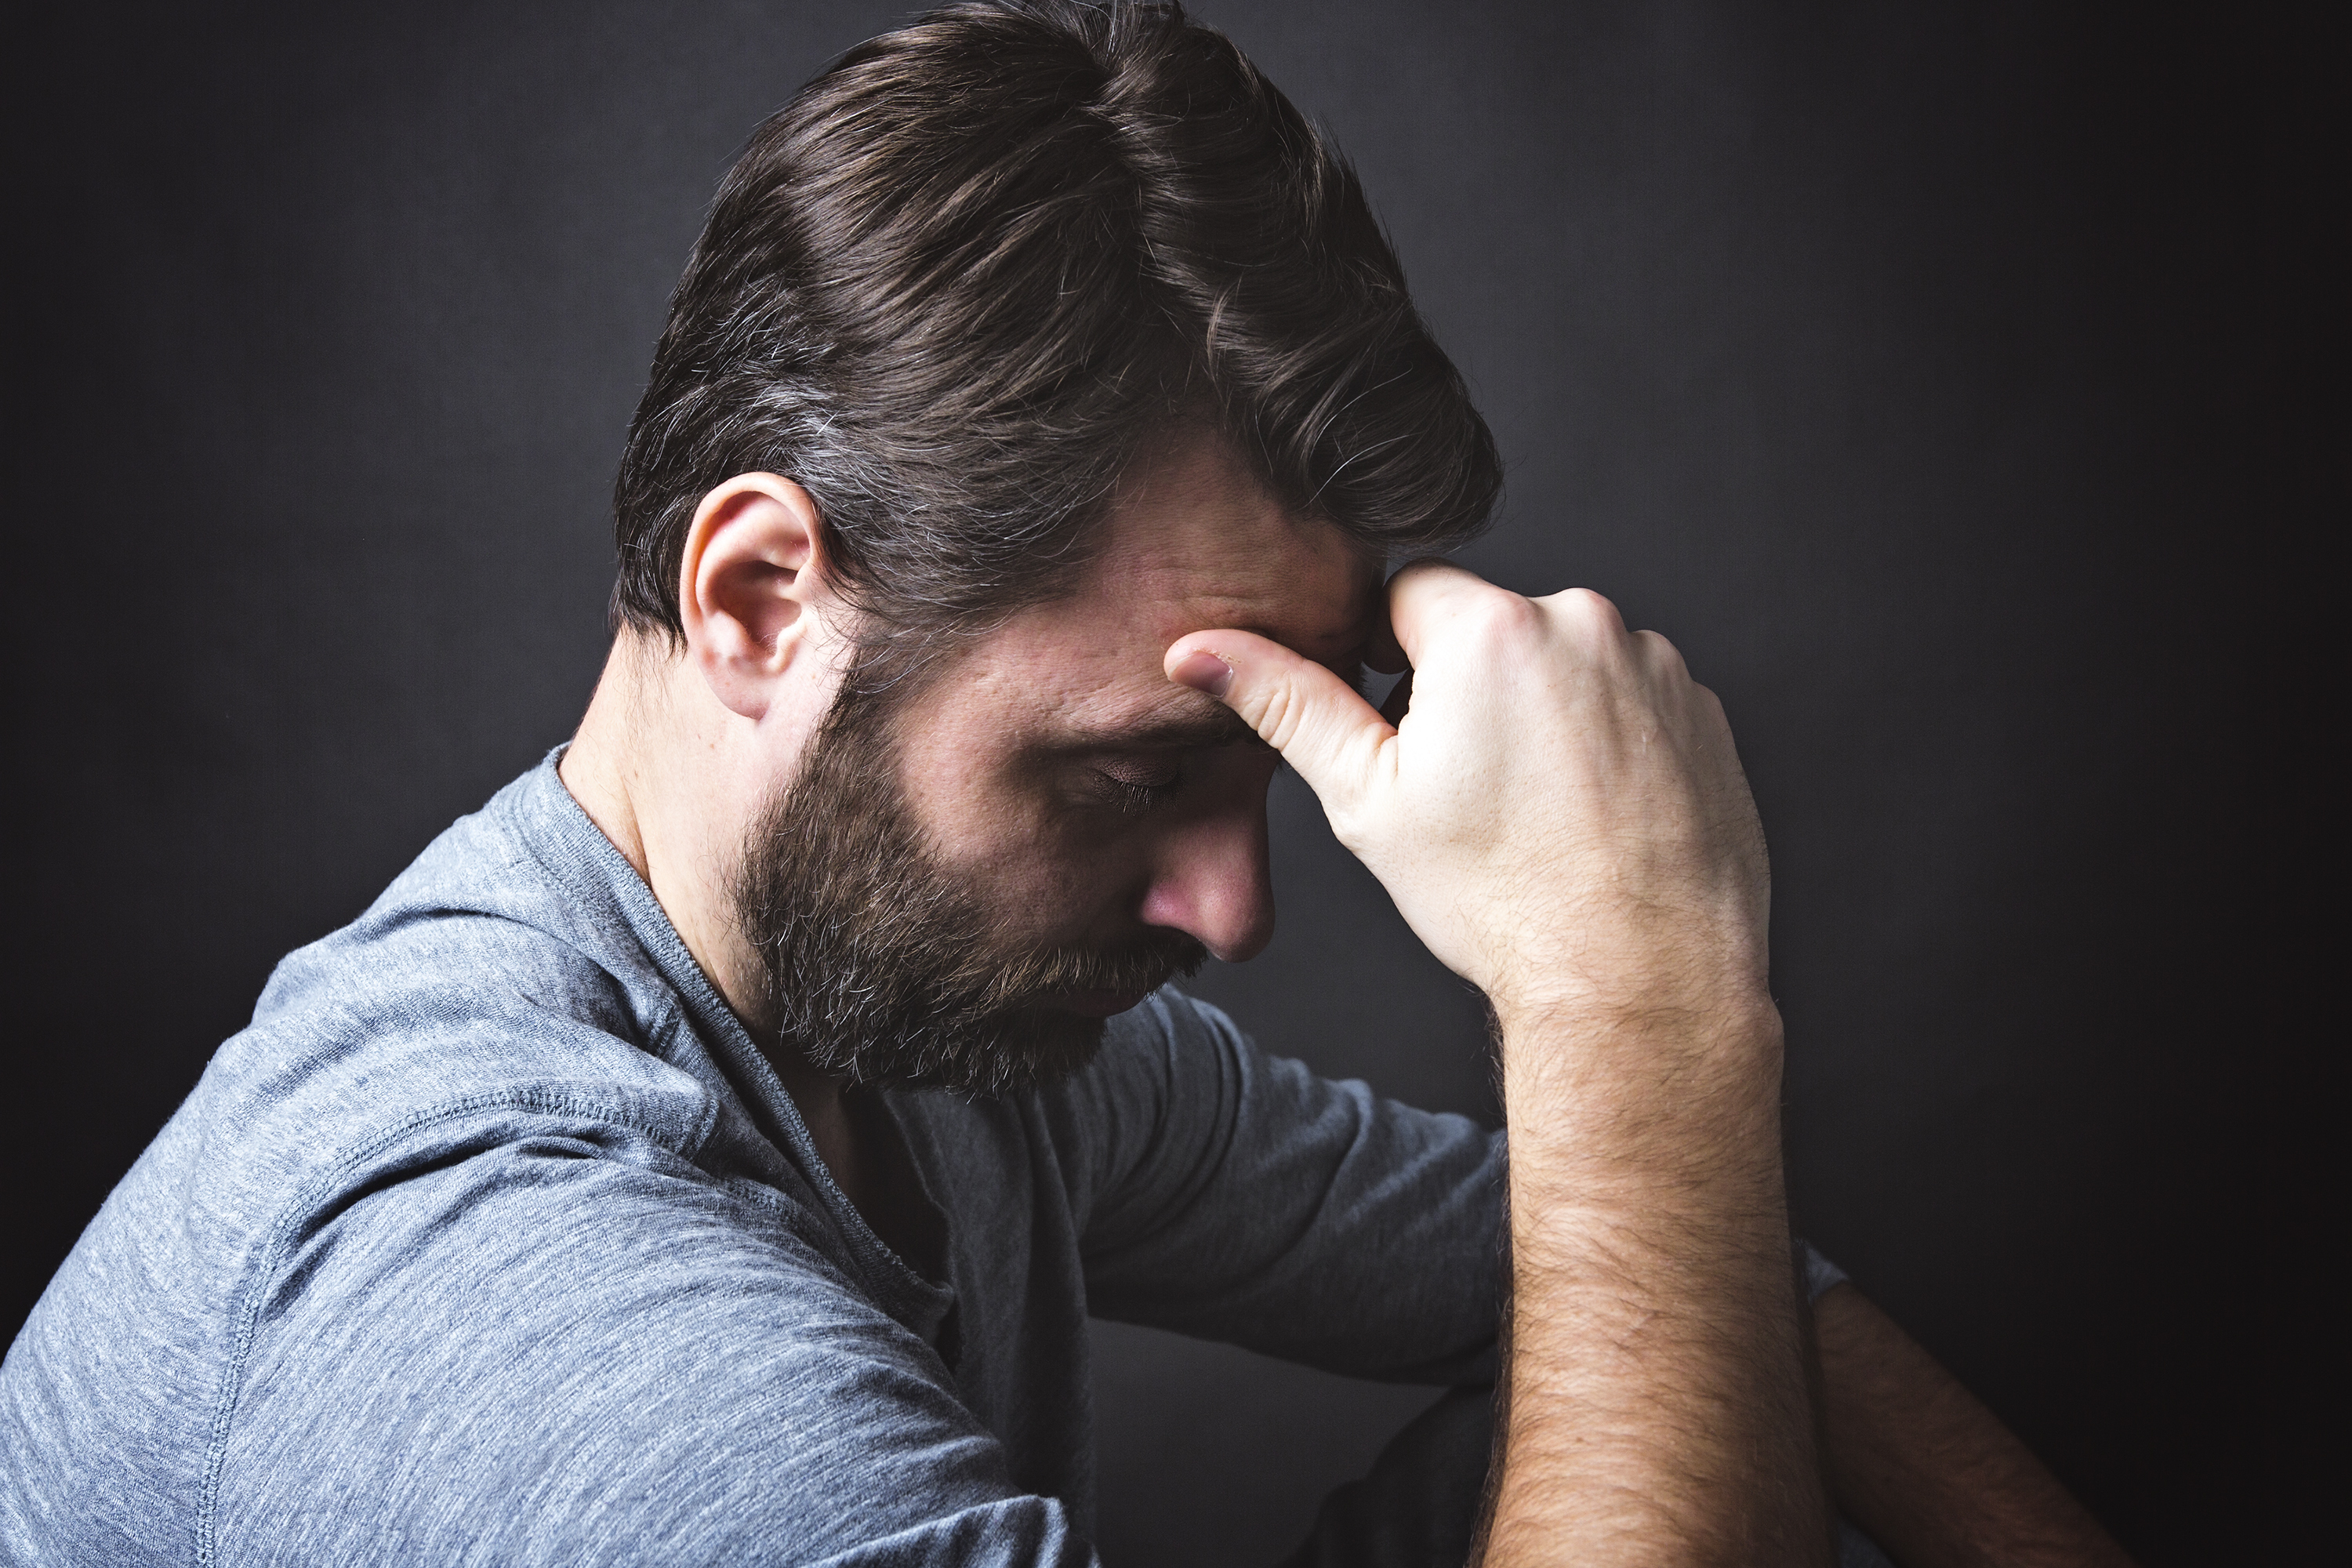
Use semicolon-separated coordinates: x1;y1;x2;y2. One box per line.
7;2;2332;1561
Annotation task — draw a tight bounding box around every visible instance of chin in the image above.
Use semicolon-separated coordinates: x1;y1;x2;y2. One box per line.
982;1009;1111;1092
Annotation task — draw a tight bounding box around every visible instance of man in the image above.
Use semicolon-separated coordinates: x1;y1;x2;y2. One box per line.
2;2;2132;1563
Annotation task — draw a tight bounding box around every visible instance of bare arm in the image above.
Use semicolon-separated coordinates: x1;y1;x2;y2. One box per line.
1814;1283;2136;1567
1483;1000;1825;1564
1171;564;1828;1564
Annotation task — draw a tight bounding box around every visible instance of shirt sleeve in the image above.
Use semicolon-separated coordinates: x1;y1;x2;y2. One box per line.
1796;1236;1850;1303
216;1109;1094;1566
1047;990;1504;1385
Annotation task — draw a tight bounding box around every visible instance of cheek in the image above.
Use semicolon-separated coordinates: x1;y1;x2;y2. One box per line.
913;773;1149;933
902;749;1279;941
954;837;1149;951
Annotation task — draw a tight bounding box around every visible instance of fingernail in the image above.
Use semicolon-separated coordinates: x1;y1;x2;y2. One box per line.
1171;650;1234;698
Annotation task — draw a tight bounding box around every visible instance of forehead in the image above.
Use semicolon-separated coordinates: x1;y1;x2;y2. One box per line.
968;435;1379;736
1084;436;1375;654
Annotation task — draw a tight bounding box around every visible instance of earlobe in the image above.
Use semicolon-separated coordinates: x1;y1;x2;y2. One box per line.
677;474;835;721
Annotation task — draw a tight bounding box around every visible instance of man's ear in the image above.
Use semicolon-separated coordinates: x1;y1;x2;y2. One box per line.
677;473;840;721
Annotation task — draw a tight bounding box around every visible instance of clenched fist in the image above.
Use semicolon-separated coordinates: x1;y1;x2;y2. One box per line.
1167;560;1773;1043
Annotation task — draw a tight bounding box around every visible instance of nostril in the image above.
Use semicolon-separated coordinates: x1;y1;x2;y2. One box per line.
1138;866;1276;966
1133;787;1277;963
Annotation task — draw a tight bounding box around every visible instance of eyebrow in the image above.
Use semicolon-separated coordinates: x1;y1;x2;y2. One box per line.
1051;697;1271;754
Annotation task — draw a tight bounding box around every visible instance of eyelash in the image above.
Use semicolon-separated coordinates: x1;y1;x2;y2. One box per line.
1092;766;1183;817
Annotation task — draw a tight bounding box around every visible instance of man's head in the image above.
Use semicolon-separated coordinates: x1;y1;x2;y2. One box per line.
612;0;1498;691
734;433;1375;1094
589;1;1501;1094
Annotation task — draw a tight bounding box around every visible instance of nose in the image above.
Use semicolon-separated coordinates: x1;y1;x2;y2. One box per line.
1135;790;1276;964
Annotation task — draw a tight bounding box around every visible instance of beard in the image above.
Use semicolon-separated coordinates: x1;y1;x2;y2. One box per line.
732;681;1207;1098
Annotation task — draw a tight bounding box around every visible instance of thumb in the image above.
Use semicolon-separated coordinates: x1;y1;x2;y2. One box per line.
1165;631;1394;820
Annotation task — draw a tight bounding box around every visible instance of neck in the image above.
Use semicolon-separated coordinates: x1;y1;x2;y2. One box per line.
558;632;845;1131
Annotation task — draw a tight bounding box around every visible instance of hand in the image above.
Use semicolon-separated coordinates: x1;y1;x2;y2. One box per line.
1167;561;1771;1035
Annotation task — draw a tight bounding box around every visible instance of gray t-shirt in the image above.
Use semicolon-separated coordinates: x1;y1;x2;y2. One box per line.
2;756;1505;1565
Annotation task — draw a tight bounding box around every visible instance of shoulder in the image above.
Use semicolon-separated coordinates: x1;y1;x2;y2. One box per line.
256;761;681;1045
50;759;760;1377
1066;985;1250;1109
104;767;741;1314
2;764;777;1561
1045;985;1253;1133
222;773;715;1178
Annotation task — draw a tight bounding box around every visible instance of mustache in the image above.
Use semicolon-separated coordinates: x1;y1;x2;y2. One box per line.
957;927;1209;1014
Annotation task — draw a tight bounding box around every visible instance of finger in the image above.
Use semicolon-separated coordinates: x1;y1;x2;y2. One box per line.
1383;558;1507;669
1165;630;1393;818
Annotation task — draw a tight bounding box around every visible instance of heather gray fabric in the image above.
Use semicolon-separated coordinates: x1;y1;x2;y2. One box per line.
1802;1239;1851;1303
1;755;1506;1566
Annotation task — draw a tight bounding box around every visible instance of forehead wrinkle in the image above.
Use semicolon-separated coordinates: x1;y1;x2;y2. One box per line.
1087;503;1380;651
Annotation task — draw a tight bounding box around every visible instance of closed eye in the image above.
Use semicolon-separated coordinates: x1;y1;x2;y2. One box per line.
1088;760;1185;818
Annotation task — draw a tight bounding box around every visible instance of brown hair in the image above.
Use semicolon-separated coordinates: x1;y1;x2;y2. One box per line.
612;0;1500;690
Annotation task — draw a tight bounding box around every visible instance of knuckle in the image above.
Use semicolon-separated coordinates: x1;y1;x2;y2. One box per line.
1634;627;1687;672
1247;673;1305;752
1544;587;1630;655
1555;586;1621;626
1457;584;1543;647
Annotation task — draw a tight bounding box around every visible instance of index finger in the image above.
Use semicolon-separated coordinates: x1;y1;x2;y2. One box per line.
1382;558;1514;668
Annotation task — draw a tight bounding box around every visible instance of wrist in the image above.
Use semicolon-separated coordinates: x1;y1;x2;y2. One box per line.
1494;993;1787;1192
1490;985;1784;1093
1480;903;1773;1041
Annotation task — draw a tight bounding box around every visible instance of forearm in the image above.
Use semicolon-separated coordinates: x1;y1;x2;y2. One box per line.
1478;1001;1831;1566
1813;1283;2135;1567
